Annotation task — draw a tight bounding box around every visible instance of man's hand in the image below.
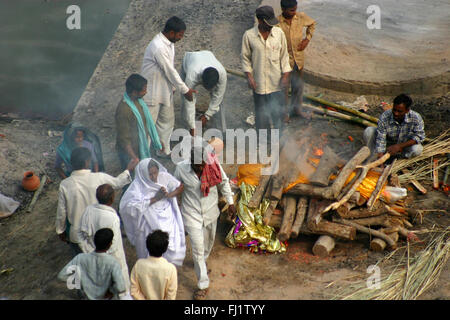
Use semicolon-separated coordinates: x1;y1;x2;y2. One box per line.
126;157;139;172
387;144;403;156
281;73;290;90
297;38;310;51
246;73;257;91
58;233;69;243
227;204;237;221
184;88;198;102
199;115;208;127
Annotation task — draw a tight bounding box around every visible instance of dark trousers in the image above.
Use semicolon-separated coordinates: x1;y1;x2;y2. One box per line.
253;91;285;131
290;64;304;112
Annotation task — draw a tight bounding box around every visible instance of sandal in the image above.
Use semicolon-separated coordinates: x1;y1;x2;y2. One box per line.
193;288;209;300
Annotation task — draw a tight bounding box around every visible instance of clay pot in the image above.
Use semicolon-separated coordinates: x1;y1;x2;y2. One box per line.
22;171;40;192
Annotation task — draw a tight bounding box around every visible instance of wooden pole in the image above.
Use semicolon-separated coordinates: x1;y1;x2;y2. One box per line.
248;174;271;208
290;197;309;238
303;104;377;128
367;159;396;211
278;195;297;241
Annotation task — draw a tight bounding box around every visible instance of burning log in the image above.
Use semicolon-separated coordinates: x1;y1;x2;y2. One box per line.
309;145;342;187
290;197;308;238
322;153;391;214
312;235;335;257
307;199;356;240
303;104;377;128
248;174;271;208
287;146;371;199
367;159;396;211
278;195;297;242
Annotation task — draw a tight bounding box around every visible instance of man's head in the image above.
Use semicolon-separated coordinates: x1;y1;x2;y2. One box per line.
392;94;412;123
256;6;279;31
70;147;91;170
96;184;115;206
94;228;114;252
202;67;219;91
146;230;169;257
162;16;186;43
281;0;297;19
71;128;85;146
147;159;159;183
125;74;147;99
190;146;206;175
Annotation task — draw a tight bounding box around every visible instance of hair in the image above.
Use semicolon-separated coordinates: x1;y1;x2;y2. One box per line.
147;159;159;171
202;67;219;90
125;73;147;95
94;228;114;251
146;230;169;257
281;0;297;9
163;16;186;33
70;147;92;170
96;184;114;205
393;94;412;109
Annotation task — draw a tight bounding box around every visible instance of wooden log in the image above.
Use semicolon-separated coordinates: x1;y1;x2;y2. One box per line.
26;175;48;213
270;175;285;201
287;146;371;199
248;174;271;208
401;169;427;194
335;214;391;227
336;192;360;216
278;195;297;241
313;235;335;257
367;159;396;211
303;104;377;128
290;197;309;238
268;214;282;229
263;199;279;226
433;158;439;189
334;218;397;248
370;238;387;251
338;206;385;219
322;153;391;214
309;146;340;187
307;199;356;240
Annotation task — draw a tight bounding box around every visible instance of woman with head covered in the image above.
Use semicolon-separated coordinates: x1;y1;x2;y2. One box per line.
119;158;185;266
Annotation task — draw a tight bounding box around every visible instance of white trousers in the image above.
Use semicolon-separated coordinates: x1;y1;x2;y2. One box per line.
185;220;217;290
146;102;174;155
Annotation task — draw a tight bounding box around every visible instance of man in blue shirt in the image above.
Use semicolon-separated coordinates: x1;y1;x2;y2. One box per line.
364;94;425;160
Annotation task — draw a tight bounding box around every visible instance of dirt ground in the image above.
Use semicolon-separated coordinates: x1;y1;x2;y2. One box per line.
1;0;449;300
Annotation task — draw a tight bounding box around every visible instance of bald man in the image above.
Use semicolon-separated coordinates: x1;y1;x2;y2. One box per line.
78;184;130;292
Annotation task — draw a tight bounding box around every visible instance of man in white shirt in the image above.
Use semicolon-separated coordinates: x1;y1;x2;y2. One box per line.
141;16;196;157
56;147;137;255
241;6;291;131
78;184;130;291
174;142;236;300
181;51;227;136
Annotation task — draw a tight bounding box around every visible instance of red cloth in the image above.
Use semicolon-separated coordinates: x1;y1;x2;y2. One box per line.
200;153;222;197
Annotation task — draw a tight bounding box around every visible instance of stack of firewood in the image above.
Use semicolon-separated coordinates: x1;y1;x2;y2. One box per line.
246;135;418;256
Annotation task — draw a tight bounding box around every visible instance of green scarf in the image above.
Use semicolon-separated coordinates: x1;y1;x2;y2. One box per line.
123;92;162;159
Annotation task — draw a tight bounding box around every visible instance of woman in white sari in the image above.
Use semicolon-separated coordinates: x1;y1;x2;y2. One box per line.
119;158;186;266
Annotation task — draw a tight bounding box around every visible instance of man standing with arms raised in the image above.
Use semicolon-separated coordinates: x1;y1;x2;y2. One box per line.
141;16;196;158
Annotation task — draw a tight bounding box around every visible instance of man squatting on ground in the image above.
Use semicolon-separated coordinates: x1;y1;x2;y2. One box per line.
141;16;197;158
364;94;425;160
241;5;292;132
181;50;227;136
277;0;316;119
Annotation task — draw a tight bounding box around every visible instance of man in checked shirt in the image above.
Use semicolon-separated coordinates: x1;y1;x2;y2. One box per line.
364;94;425;161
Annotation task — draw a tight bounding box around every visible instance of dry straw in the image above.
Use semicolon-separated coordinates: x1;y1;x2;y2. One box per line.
393;129;450;183
333;226;449;300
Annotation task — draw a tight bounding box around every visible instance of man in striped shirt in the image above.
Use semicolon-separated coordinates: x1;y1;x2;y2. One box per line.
364;94;425;160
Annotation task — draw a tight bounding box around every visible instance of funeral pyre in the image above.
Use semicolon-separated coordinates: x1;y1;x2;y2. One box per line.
224;129;450;256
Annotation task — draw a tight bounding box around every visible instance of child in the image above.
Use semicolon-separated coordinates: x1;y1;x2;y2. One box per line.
58;228;128;300
130;230;178;300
